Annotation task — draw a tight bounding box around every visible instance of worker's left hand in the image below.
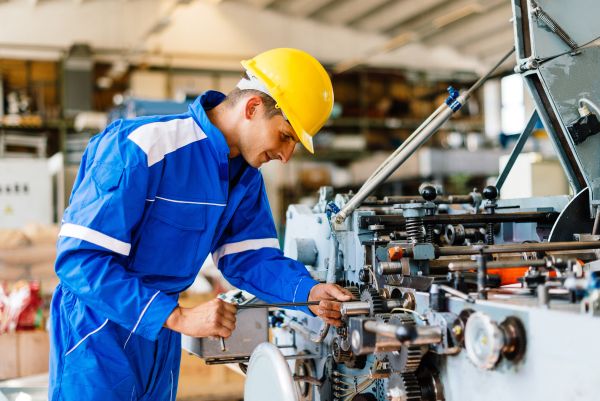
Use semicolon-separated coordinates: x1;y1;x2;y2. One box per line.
308;284;354;327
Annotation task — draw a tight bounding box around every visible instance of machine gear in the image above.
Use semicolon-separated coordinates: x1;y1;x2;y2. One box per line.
388;372;422;401
388;313;426;373
360;288;386;315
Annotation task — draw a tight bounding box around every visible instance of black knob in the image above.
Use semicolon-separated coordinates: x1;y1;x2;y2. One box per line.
421;185;437;202
358;268;370;283
483;185;498;201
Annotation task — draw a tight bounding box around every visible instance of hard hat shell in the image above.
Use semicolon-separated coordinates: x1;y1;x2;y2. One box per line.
241;48;334;154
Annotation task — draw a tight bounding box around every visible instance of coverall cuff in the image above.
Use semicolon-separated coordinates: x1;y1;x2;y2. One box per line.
294;277;319;316
135;293;179;341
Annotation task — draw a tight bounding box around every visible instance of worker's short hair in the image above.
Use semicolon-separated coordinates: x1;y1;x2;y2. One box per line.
224;73;283;119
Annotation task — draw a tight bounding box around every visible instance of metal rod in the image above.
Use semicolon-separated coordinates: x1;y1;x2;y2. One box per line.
333;48;515;225
377;262;403;275
335;105;455;224
448;258;549;271
360;194;475;206
340;301;371;317
363;321;442;345
359;211;558;229
438;284;476;303
476;253;488;300
237;301;321;309
495;110;539;190
430;241;600;257
593;206;600;236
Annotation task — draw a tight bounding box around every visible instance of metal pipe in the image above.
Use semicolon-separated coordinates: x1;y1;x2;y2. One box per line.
340;302;371;317
334;49;515;225
359;211;558;229
363;103;447;185
476;254;488;300
335;105;455;224
381;194;475;205
377;262;403;275
427;241;600;257
438;284;476;303
363;321;442;345
447;258;548;271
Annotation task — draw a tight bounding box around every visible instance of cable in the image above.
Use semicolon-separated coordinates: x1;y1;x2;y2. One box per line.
539;33;600;65
389;307;428;323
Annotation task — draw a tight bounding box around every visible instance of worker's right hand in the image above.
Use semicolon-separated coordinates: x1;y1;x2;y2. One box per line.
164;298;237;338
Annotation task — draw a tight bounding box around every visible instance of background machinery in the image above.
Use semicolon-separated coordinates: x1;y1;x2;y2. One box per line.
186;1;600;399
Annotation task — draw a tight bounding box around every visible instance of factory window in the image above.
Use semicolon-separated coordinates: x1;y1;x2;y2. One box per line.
501;74;526;134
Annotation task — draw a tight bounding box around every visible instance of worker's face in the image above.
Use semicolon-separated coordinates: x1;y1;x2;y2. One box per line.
240;96;299;168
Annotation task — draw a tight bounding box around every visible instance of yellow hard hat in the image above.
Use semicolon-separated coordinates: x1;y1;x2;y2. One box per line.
241;48;334;154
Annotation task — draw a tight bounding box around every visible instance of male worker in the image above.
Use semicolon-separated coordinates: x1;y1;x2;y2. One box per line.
49;48;352;400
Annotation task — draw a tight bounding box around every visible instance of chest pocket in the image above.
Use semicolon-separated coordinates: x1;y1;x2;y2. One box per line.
131;200;206;278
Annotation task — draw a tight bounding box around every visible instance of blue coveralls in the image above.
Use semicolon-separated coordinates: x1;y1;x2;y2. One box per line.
49;91;319;400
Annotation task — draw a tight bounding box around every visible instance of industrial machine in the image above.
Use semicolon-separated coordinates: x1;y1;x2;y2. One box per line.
185;1;600;400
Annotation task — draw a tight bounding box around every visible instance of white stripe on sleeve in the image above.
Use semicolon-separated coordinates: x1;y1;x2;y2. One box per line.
123;290;161;349
212;238;280;266
59;223;131;256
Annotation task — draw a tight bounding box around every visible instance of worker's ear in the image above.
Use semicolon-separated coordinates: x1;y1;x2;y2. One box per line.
244;95;263;120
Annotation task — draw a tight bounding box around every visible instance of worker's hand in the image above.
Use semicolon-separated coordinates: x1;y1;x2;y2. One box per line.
308;284;354;327
164;298;237;338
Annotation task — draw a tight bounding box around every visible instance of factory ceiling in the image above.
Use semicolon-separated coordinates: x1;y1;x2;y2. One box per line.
0;0;515;75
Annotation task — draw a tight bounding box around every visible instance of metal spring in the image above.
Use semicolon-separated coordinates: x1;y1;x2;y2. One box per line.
532;4;578;50
406;217;425;243
486;223;494;245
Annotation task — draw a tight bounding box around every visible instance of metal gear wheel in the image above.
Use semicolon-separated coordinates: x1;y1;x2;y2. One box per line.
360;288;386;315
388;313;426;373
332;337;353;363
388;372;422;401
345;286;361;301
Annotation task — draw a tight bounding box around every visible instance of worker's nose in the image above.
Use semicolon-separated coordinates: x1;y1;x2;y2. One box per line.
279;142;296;164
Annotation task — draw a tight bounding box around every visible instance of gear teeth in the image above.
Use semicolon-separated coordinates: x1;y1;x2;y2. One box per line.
332;338;353;363
402;373;422;401
360;288;386;315
388;313;425;373
345;286;361;301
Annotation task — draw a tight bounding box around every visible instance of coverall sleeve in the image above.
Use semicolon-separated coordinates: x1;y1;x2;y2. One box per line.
55;132;178;341
212;174;319;315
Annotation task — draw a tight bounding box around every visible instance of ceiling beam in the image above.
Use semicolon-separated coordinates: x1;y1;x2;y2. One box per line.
351;0;447;33
317;0;390;25
384;0;505;37
422;3;512;47
271;0;336;18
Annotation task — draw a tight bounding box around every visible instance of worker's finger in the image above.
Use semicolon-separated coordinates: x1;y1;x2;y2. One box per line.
319;299;342;311
217;310;237;326
317;308;342;320
218;317;236;332
221;302;238;314
216;326;233;338
326;285;353;301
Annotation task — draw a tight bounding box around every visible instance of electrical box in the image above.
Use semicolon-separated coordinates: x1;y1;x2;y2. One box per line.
0;157;61;228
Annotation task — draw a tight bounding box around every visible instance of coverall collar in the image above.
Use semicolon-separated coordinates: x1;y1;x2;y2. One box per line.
189;91;231;182
189;90;230;158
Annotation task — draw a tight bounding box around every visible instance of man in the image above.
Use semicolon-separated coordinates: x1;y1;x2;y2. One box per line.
49;48;352;400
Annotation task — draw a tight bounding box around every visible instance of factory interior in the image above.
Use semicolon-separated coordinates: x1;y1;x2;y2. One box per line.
1;0;599;400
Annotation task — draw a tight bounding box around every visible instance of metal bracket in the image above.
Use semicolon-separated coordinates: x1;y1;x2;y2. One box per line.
495;110;540;191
